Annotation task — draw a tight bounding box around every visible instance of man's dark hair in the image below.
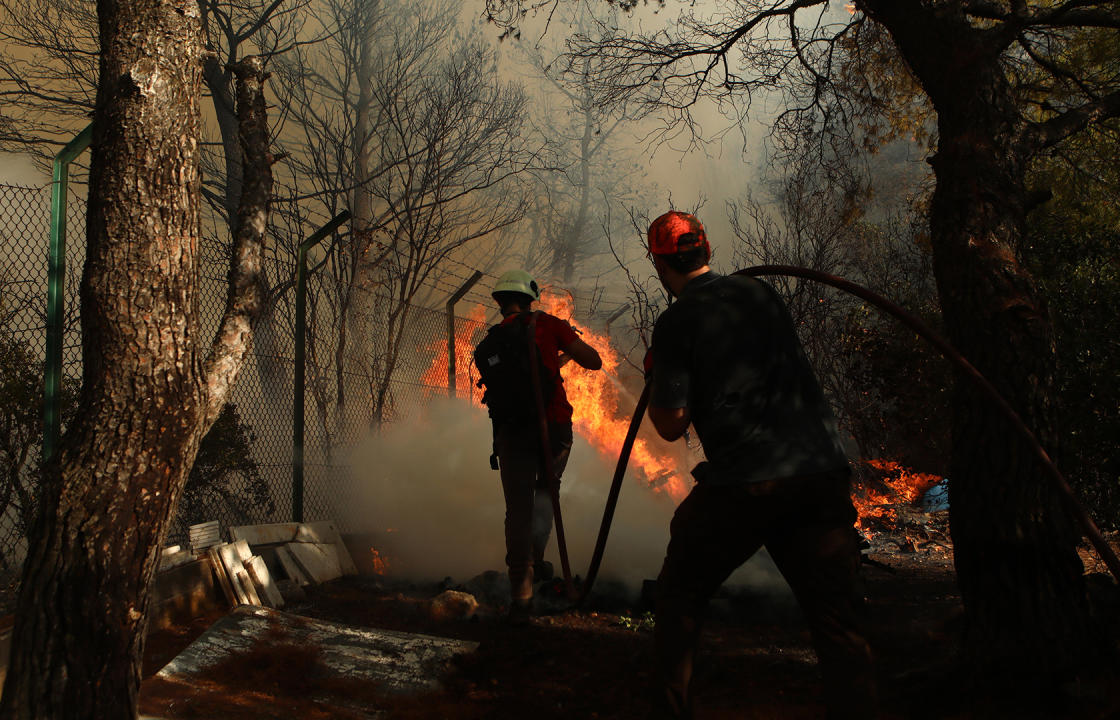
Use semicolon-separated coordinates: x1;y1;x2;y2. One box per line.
494;291;534;313
660;247;709;274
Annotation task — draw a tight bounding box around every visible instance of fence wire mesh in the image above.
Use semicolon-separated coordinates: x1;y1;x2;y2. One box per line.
0;182;493;611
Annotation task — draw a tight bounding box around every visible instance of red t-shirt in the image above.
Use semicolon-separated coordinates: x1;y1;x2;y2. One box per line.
499;311;579;424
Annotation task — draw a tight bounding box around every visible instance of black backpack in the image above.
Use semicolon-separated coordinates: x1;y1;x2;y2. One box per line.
473;312;555;425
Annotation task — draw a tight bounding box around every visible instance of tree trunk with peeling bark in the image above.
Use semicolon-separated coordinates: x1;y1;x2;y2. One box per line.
863;1;1093;683
0;0;272;708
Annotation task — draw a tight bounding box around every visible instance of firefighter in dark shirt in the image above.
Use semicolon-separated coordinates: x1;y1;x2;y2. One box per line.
643;212;876;718
487;270;602;623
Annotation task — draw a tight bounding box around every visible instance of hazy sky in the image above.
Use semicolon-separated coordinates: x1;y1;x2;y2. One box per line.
0;152;47;186
0;0;775;240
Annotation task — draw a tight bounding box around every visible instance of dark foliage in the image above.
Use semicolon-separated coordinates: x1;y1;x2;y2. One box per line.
179;403;275;530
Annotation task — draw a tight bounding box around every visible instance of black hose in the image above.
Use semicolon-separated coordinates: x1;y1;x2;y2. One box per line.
579;382;651;607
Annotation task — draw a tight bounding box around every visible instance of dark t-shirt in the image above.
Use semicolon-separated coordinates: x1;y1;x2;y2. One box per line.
650;272;849;485
499;311;579;424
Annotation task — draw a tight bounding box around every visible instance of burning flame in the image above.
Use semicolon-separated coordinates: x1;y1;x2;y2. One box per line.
420;304;488;406
419;290;689;502
852;458;942;536
538;292;688;501
369;548;389;575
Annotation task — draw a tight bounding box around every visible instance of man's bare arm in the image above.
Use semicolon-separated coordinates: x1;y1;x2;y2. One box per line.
563;337;603;370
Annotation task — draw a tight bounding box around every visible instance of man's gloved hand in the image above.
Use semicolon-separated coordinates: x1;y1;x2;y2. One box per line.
643;346;654;381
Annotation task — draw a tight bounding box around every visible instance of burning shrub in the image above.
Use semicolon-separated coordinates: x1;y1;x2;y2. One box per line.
852;458;942;536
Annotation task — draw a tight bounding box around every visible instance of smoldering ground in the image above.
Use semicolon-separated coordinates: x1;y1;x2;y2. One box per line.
347;396;790;603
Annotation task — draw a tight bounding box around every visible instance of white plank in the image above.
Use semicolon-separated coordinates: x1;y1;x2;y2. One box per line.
232;539;253;564
246;556;284;608
234;568;262;606
296;521;358;576
225;562;251;605
276;545;311;587
229;523;300;546
189;521;222;553
206;547;238;606
286;542;342;584
216;542;252;604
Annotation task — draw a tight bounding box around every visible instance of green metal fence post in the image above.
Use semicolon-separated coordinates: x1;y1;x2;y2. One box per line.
44;123;93;464
293;210;350;523
446;271;482;398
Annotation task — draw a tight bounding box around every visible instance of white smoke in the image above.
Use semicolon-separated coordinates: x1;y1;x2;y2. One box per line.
347;396;786;595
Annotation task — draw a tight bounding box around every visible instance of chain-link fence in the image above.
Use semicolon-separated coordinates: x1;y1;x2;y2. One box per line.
0;181;494;610
0;182;86;608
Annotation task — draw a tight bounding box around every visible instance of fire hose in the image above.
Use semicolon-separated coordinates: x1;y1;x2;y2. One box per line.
579;265;1120;605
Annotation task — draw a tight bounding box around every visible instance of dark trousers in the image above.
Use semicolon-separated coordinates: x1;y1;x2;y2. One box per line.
495;422;573;602
655;471;876;719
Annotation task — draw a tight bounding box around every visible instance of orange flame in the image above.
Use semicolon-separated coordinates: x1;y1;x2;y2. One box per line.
369;548;390;575
852;458;942;536
538;291;689;502
420;304;488;406
419;290;689;502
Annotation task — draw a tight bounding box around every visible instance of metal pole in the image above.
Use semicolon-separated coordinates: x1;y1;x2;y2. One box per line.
293;210;350;523
445;270;482;398
604;304;630;336
43;123;93;464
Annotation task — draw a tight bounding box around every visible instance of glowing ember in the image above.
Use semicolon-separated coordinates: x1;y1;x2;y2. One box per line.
852;459;942;536
420;304;488;406
369;548;389;575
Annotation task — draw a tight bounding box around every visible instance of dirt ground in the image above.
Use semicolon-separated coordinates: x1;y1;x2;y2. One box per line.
138;527;1120;720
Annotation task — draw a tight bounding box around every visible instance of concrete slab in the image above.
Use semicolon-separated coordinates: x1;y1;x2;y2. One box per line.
286;542;342;584
157;605;477;696
297;521;359;575
229;522;301;546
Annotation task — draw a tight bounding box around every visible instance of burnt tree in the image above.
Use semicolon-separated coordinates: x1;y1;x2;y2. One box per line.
0;2;273;713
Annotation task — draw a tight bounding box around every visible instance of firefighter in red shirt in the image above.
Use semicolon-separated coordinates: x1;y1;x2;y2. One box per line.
483;270;602;623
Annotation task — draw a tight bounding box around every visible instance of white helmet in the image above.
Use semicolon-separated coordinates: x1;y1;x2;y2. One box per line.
492;269;540;300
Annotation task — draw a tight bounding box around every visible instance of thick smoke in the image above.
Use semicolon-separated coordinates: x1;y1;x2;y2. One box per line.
348;397;787;595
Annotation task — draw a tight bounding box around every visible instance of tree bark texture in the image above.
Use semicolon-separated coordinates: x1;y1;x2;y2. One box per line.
863;1;1092;682
0;1;271;706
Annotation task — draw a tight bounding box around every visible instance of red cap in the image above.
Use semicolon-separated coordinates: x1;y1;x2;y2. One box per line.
647;211;709;258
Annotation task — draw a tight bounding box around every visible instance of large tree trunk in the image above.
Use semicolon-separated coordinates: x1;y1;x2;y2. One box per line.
930;111;1091;682
865;1;1094;684
0;0;271;708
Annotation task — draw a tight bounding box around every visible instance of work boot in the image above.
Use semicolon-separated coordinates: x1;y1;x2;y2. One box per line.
507;598;532;626
533;560;554;583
